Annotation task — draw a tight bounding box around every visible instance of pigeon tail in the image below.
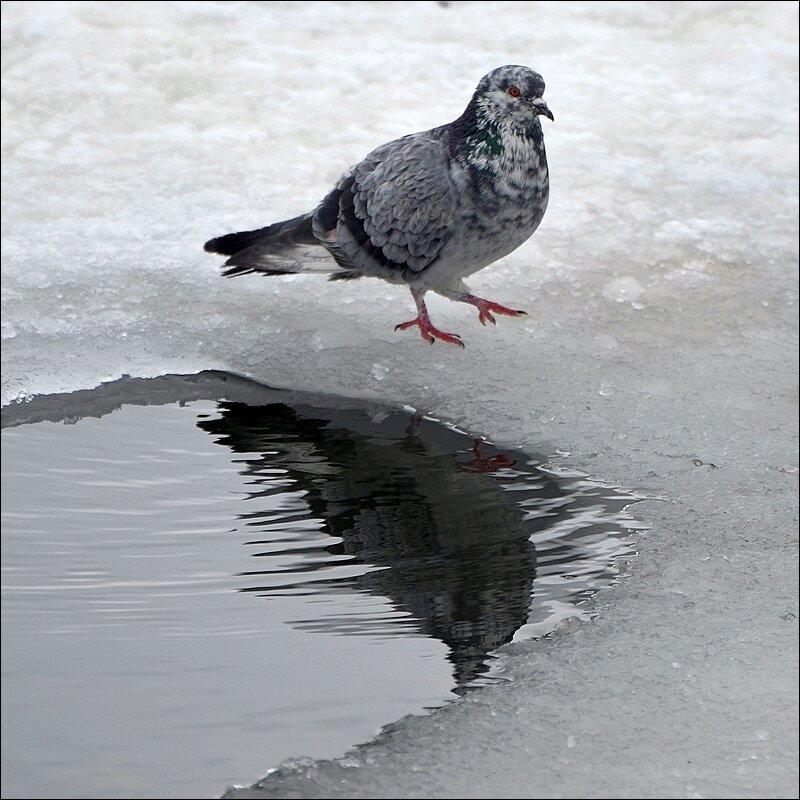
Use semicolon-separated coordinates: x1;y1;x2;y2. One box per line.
204;214;316;256
205;213;355;279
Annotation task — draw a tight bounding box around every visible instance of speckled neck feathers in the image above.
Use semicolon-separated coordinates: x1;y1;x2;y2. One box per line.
449;94;548;186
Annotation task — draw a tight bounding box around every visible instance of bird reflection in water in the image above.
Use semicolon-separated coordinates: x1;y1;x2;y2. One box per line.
198;402;630;690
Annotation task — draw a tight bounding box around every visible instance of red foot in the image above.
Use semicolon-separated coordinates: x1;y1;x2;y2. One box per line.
463;295;527;326
395;315;464;348
461;438;517;473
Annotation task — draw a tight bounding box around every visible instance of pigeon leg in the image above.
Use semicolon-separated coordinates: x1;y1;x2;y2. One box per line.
453;293;528;326
395;288;464;347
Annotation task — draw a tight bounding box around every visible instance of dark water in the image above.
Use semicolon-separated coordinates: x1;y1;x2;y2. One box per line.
1;371;642;799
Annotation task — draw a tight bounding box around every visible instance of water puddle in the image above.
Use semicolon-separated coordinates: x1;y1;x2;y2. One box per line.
1;371;644;799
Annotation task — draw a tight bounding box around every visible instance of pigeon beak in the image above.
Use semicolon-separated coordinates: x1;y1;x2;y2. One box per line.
532;98;554;121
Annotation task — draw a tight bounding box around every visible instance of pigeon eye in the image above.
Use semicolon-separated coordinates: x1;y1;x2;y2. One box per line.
508;86;521;97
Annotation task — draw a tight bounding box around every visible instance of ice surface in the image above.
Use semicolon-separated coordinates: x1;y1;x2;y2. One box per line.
2;1;798;798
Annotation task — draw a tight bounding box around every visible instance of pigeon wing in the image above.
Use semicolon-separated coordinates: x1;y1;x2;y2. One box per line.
314;133;457;279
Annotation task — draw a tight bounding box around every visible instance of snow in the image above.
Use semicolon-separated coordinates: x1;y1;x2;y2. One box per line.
2;1;798;798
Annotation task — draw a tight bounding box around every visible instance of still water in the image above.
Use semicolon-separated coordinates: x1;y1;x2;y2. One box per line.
1;372;642;799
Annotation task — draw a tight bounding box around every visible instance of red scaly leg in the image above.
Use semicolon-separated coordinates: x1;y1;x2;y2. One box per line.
395;288;464;348
460;294;527;326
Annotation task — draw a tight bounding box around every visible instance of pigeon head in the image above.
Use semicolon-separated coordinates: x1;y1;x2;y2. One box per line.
472;65;554;127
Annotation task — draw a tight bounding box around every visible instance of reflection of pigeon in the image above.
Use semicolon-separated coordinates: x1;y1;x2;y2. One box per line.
199;401;541;688
204;65;553;347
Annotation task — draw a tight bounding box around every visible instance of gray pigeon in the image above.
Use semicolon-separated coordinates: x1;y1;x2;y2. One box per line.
204;65;553;348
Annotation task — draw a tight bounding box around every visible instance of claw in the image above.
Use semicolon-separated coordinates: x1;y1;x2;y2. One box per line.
396;316;464;348
398;287;465;347
463;294;527;326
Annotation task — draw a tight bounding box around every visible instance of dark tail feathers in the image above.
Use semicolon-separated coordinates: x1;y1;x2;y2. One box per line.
204;214;316;257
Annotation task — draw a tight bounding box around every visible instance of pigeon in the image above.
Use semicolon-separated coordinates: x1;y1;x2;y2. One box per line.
204;64;553;348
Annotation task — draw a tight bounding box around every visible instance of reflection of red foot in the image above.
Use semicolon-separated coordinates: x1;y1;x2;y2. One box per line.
463;294;527;326
462;438;517;473
395;310;464;348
